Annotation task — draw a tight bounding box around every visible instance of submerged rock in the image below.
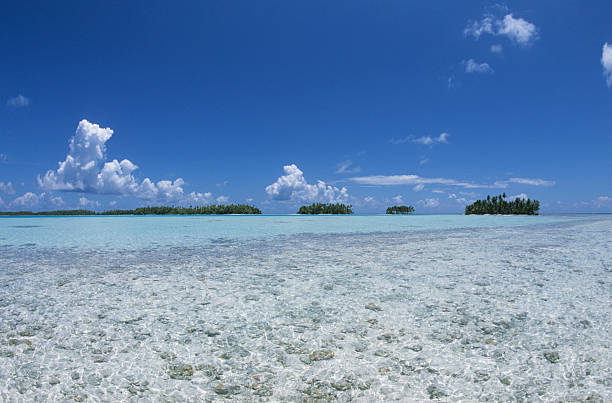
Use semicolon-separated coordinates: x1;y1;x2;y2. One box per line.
427;384;448;399
168;364;194;380
309;349;334;361
365;302;383;312
544;351;560;363
205;329;220;337
214;382;241;395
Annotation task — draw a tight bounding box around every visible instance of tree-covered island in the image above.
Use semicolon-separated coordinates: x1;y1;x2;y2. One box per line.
297;203;353;214
385;205;415;214
465;194;540;215
0;204;262;216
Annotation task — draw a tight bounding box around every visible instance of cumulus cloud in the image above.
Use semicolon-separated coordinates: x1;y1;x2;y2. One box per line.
465;13;538;46
602;43;612;87
0;181;16;194
417;198;440;208
490;44;503;53
413;183;424;192
7;94;30;107
216;195;229;203
79;196;100;209
265;164;349;203
363;196;376;204
392;132;449;146
392;195;403;204
507;177;555;186
335;160;361;174
448;193;470;205
465;59;494;73
10;192;64;209
38;120;187;201
508;193;528;200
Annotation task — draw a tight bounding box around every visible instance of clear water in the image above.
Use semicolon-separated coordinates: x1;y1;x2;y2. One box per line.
0;215;610;401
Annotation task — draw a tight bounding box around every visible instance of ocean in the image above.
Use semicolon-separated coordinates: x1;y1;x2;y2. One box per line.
0;214;610;401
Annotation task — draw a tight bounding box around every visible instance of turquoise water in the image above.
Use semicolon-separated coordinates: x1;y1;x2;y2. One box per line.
0;214;570;250
0;214;610;401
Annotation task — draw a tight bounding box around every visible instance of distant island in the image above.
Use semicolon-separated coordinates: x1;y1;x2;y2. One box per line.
0;204;262;216
386;205;415;214
465;194;540;215
297;203;353;214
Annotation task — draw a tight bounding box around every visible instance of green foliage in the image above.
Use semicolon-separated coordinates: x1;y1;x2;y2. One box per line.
0;210;95;216
465;194;540;215
385;205;415;214
0;205;261;216
297;203;353;214
99;204;262;215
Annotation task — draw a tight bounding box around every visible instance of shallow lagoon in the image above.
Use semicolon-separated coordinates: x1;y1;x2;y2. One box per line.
0;215;610;401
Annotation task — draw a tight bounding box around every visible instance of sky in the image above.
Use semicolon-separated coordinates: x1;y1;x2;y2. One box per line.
1;1;611;213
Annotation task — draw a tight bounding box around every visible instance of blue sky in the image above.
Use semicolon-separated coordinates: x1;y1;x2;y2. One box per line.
1;1;611;213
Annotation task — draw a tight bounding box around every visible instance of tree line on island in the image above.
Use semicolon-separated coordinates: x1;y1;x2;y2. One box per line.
464;194;540;215
0;204;262;216
0;197;542;216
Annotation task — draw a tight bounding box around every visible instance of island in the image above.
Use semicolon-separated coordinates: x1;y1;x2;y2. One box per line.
0;204;262;216
385;205;415;214
464;194;540;215
297;203;353;214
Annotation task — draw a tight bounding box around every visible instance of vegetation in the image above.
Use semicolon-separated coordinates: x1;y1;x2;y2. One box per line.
297;203;353;214
385;205;415;214
99;204;261;215
0;204;261;216
465;193;540;215
0;210;95;216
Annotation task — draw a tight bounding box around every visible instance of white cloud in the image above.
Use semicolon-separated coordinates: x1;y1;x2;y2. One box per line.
419;158;429;165
350;174;493;189
464;15;494;39
11;192;40;208
448;193;470;205
508;193;528;200
9;192;64;209
109;200;117;207
38;119;187;201
265;164;349;203
216;195;229;203
394;132;449;146
363;196;376;204
602;43;612;87
465;59;494;73
465;13;538;46
417;198;440;208
432;189;445;194
79;196;100;209
0;154;7;162
508;177;555;186
490;44;503;53
498;14;538;45
0;182;16;194
7;94;30;107
335;160;361;174
392;195;403;204
413;183;424;192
